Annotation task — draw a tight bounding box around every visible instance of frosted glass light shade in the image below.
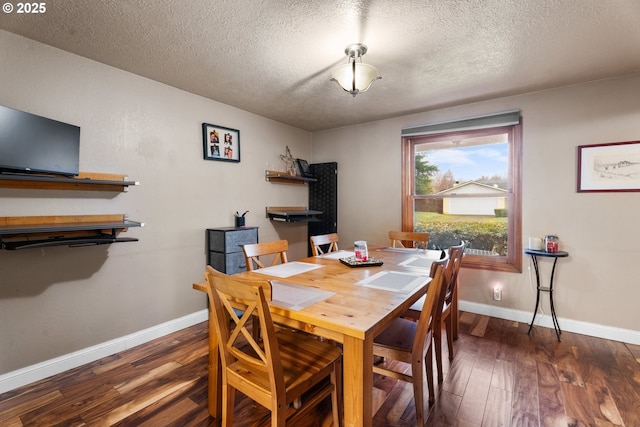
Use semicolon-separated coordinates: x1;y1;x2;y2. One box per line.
331;62;380;96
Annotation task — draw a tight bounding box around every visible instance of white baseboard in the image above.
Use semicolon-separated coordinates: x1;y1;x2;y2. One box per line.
459;300;640;345
0;309;208;395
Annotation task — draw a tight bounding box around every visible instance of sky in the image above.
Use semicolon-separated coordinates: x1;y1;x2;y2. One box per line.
424;143;508;182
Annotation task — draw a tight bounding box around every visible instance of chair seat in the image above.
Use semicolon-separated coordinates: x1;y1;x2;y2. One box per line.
374;318;418;356
227;328;342;406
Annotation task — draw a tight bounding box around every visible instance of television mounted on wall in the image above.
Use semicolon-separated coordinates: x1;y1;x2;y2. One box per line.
0;104;80;177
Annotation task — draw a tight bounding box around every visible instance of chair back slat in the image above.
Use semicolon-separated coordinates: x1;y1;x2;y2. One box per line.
310;233;339;256
389;230;430;249
444;242;465;305
242;240;289;271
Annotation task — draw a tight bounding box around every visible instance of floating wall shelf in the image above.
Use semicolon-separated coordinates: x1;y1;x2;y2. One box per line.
265;170;316;185
0;171;138;192
265;206;322;223
0;214;143;250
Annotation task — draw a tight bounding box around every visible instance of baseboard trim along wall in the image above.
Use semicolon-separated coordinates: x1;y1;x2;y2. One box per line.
2;302;639;394
0;310;208;395
459;301;640;346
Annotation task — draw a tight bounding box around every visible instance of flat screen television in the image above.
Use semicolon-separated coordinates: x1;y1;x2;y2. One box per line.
0;104;80;176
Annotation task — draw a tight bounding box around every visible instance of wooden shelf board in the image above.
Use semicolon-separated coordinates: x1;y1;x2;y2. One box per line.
0;171;138;191
265;170;316;184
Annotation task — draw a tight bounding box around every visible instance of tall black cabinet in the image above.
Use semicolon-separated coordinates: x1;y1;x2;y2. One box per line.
308;162;338;255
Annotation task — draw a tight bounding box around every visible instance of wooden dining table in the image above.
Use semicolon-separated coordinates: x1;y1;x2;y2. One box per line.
193;246;442;427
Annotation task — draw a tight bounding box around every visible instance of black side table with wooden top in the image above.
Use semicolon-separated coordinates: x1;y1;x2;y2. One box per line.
524;249;569;341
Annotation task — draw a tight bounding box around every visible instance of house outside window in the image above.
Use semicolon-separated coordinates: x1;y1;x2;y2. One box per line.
401;112;522;272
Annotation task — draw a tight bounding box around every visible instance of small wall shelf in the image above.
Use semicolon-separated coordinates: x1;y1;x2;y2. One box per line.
0;171;138;192
266;206;322;223
265;170;316;185
0;214;143;250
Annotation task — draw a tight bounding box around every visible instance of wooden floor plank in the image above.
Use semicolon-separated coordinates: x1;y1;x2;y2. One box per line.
490;359;514;391
18;386;119;426
425;389;462;426
537;361;567;427
88;378;200;426
561;381;596;426
482;385;511;427
0;390;63;424
584;383;624;426
456;356;493;425
469;314;490;337
441;350;475;397
625;342;640;364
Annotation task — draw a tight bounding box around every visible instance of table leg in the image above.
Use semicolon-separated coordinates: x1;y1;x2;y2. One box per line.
342;335;373;427
207;306;222;418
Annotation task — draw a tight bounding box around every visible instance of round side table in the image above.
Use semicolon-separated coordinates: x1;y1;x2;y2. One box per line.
524;249;569;341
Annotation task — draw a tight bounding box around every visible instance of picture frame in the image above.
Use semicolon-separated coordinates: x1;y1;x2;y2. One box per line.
296;158;314;178
577;140;640;192
202;123;240;163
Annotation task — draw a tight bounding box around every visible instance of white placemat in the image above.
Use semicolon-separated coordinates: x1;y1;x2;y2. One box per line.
376;247;422;253
270;281;335;311
317;250;355;259
356;270;431;293
251;261;324;278
398;257;435;269
378;247;443;258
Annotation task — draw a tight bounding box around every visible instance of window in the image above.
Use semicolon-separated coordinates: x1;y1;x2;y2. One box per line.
401;114;522;272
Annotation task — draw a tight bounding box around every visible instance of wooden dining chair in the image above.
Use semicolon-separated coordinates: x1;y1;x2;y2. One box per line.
310;233;339;256
401;256;449;322
434;241;465;382
241;240;289;271
389;230;430;249
372;264;444;425
204;266;342;427
403;241;465;383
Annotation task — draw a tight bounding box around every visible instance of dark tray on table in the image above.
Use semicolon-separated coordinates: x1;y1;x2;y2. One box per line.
339;256;384;268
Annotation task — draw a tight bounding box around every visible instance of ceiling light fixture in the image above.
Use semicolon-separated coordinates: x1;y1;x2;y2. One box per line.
331;43;381;97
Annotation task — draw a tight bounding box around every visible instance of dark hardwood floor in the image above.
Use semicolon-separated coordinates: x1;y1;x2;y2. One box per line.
1;312;639;426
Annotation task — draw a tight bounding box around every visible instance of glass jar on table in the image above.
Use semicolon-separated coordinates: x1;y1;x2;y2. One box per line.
354;240;368;261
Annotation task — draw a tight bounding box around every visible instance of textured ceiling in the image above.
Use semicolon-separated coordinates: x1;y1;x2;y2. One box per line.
2;0;640;131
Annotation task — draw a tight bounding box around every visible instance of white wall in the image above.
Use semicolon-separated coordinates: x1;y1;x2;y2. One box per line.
313;73;640;336
0;31;313;375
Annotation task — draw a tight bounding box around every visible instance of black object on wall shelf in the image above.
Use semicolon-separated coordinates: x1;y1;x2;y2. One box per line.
0;215;143;250
266;207;322;223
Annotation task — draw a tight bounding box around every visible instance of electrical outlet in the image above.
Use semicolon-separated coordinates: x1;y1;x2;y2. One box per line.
493;287;502;301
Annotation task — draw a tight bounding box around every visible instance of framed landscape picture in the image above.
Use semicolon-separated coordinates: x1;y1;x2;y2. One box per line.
203;123;240;163
577;140;640;192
